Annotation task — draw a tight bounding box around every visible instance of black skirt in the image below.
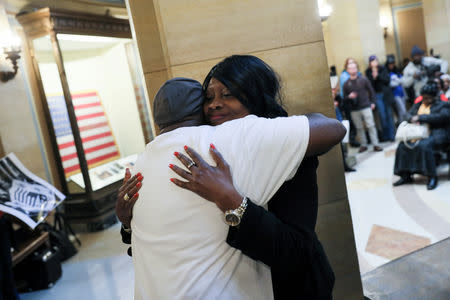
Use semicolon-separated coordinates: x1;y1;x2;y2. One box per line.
394;137;436;177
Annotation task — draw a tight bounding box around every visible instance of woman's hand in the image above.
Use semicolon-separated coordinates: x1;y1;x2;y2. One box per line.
115;168;143;228
169;144;242;212
410;115;420;123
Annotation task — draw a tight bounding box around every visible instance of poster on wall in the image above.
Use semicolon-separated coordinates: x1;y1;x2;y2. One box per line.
0;153;65;229
47;91;121;178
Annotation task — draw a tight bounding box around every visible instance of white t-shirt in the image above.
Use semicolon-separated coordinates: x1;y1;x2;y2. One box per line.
131;115;309;300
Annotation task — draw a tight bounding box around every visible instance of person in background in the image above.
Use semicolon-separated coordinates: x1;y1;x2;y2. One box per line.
385;54;407;122
393;81;450;190
339;59;360;147
343;62;383;153
442;74;450;99
413;77;449;104
402;45;448;98
365;55;396;141
332;84;356;172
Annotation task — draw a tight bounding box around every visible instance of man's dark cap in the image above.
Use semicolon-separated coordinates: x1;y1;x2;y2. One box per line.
153;77;203;127
386;54;396;64
369;55;377;62
411;45;425;57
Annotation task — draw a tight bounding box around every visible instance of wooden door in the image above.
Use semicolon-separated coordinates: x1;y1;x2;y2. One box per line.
395;6;428;60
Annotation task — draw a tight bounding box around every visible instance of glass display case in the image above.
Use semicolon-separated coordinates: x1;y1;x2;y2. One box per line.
17;8;153;231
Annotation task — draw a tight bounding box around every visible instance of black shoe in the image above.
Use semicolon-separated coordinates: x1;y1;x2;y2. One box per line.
427;176;438;190
373;146;383;152
350;141;361;147
359;146;368;153
345;166;356;172
393;175;413;186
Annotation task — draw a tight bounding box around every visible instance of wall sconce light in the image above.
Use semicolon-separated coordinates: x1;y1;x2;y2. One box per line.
0;32;22;83
318;0;332;22
379;15;389;39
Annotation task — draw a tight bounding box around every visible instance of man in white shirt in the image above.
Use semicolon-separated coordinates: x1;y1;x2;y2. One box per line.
403;45;449;98
130;78;344;299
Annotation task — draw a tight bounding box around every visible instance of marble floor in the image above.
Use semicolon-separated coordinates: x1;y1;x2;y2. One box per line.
345;142;450;275
20;224;135;300
19;141;450;299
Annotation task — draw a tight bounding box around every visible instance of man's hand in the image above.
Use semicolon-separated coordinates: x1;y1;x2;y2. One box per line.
348;92;358;99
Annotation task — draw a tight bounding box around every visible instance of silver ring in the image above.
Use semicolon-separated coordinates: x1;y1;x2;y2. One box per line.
187;161;196;169
123;193;130;201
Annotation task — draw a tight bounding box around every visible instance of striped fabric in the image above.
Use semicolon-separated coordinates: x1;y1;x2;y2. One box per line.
48;92;120;177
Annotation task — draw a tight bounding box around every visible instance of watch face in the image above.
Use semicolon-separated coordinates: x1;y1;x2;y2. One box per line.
225;213;240;226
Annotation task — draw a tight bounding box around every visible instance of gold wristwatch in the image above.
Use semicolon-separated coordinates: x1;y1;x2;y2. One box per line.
224;197;248;226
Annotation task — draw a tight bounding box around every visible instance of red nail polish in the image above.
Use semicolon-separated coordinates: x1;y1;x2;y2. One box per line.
170;178;175;182
137;175;143;181
135;192;139;198
137;172;142;177
184;145;188;151
169;164;174;169
210;143;215;149
174;151;179;156
136;182;142;188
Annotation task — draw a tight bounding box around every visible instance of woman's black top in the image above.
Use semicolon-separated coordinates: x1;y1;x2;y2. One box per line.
407;101;450;145
227;157;334;299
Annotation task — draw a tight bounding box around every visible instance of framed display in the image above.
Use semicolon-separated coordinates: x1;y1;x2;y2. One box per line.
17;8;152;231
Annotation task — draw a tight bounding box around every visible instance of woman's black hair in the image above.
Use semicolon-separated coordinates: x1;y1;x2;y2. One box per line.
202;55;287;118
420;80;439;97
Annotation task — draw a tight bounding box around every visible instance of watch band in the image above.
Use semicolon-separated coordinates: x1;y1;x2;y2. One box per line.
224;196;248;226
122;224;132;233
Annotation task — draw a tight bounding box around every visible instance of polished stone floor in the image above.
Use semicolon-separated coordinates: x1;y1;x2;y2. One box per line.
346;142;450;276
362;237;450;300
20;224;135;300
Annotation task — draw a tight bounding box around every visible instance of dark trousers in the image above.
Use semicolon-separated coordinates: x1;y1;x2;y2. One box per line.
342;102;358;143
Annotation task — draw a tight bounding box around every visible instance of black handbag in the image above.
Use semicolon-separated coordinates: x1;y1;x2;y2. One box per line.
14;246;62;292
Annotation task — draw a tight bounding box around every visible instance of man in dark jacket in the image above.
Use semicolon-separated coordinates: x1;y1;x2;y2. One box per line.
365;55;396;141
344;62;383;153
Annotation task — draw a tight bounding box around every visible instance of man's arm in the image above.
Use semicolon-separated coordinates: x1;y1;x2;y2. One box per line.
401;64;415;88
424;56;449;74
305;113;346;157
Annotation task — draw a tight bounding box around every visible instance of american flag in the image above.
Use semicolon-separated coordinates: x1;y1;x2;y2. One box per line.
48;92;120;177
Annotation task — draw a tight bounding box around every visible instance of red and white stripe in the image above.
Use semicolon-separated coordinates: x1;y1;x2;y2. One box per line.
57;92;119;175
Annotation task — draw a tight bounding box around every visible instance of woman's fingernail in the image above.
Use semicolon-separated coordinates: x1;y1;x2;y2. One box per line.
135;192;139;198
136;182;142;188
137;172;142;177
184;145;188;151
170;178;175;182
169;164;174;169
210;143;215;149
174;151;179;157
